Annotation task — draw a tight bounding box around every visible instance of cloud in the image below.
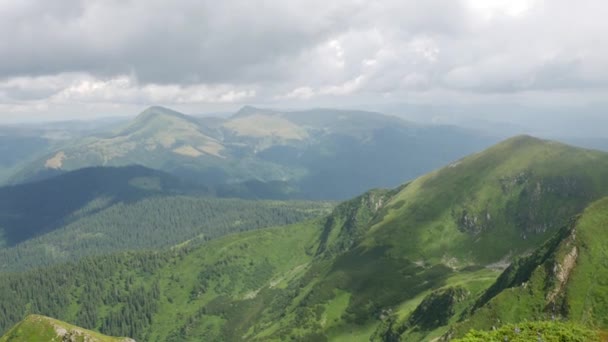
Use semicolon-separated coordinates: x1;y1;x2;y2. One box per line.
0;0;607;119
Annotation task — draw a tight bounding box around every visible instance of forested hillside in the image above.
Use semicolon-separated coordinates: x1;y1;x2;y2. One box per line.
0;165;332;271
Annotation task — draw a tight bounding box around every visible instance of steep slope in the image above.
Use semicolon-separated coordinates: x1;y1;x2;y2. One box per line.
10;106;497;200
449;196;608;338
365;135;608;264
0;315;133;342
259;135;608;341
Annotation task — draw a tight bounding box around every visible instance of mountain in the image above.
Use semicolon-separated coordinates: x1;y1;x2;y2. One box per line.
9;106;498;199
0;315;133;342
0;165;332;270
2;136;608;341
0;118;130;185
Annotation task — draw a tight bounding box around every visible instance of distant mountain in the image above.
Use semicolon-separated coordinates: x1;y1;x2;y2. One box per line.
9;106;498;199
0;133;52;185
0;118;130;185
3;136;608;341
0;315;133;342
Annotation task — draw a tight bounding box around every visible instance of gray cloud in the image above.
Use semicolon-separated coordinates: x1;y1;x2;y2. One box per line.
0;0;607;120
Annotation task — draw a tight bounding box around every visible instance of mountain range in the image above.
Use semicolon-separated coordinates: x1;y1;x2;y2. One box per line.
7;106;497;199
2;135;608;341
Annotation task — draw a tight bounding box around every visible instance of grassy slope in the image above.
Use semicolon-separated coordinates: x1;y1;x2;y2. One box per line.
452;197;608;338
158;135;608;341
0;315;130;342
0;220;325;341
366;135;608;265
453;321;603;342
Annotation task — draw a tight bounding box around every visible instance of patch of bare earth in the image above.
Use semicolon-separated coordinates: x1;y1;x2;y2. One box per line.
45;151;66;169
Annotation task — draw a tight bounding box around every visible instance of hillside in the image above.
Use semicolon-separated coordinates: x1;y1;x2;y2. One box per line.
0;315;133;342
448;196;608;339
9;106;497;199
2;136;608;341
0;166;332;271
0;165;203;247
453;321;604;342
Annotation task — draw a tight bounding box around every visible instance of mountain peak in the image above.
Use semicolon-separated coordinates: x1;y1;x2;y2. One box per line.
232;105;278;118
502;134;544;145
118;106;198;136
482;134;553;155
135;106;189;121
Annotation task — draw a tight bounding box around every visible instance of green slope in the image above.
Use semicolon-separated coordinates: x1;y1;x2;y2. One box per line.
0;315;133;342
304;135;608;341
0;220;325;341
450;197;608;338
453;321;603;342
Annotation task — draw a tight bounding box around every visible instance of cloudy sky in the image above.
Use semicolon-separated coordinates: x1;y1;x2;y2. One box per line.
1;0;607;122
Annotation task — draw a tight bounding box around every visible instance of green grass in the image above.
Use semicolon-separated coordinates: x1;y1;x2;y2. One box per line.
451;197;608;339
0;315;129;342
367;135;608;265
454;321;602;342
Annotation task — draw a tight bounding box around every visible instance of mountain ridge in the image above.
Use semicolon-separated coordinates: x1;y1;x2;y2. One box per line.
8;105;499;199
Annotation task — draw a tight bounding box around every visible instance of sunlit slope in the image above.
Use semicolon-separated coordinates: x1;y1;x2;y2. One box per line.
364;135;608;265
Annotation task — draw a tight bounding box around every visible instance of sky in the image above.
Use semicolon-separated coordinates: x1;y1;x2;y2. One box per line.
0;0;607;123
